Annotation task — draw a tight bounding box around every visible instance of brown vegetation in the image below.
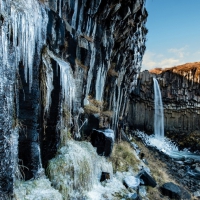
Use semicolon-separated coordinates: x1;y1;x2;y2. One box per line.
109;141;140;173
107;62;118;77
150;62;200;76
75;59;88;71
83;35;94;43
84;104;100;114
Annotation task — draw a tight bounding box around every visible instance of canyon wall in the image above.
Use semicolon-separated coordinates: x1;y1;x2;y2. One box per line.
0;0;148;197
128;63;200;151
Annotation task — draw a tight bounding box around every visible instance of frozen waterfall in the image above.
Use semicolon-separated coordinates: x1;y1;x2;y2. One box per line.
153;78;164;138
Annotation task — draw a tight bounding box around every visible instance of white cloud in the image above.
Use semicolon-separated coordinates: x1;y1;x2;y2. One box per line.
141;50;183;71
168;46;189;58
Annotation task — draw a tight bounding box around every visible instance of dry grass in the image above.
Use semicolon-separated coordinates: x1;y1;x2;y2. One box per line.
149;68;163;74
83;35;94;42
149;62;200;81
130;137;173;185
128;137;182;200
146;186;169;200
107;68;118;77
109;141;140;173
101;110;113;118
88;97;103;108
75;59;88;71
84;104;100;114
107;62;118;77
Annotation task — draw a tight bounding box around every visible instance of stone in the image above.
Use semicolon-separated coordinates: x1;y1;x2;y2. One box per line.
91;129;114;157
194;190;200;198
139;186;147;197
160;182;191;200
100;172;110;182
137;169;157;188
123;176;140;189
127;193;141;200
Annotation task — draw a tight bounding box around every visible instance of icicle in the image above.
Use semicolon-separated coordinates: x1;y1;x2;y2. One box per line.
48;50;76;112
84;43;96;105
8;0;48;92
42;54;54;114
59;0;62;17
72;0;78;28
95;64;107;101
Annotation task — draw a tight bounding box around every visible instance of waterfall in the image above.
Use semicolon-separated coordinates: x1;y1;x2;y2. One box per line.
153;78;164;138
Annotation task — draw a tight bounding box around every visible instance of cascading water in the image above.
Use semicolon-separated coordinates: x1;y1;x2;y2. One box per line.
153;78;164;138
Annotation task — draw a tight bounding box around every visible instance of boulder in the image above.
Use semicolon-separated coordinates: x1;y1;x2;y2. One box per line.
100;172;110;182
129;193;142;200
139;186;147;197
137;169;157;187
194;190;200;198
123;176;140;189
91;129;114;157
160;182;191;200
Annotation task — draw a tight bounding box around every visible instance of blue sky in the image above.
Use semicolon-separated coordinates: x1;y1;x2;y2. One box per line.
141;0;200;71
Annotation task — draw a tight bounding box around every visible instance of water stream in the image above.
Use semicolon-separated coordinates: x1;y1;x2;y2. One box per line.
153;78;164;138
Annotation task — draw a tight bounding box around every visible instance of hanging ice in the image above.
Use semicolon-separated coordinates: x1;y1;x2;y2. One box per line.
1;0;48;92
95;65;107;101
47;50;76;129
84;43;96;105
48;50;76;108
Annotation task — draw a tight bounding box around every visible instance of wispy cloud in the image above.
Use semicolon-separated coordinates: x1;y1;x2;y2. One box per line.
142;50;182;70
168;46;189;58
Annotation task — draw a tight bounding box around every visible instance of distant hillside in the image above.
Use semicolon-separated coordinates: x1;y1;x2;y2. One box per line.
149;62;200;77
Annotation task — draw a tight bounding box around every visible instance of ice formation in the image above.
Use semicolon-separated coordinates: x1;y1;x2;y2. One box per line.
84;43;96;105
47;50;76;128
124;176;140;188
1;0;48;91
93;129;115;141
42;53;54;114
14;177;62;200
47;140;113;199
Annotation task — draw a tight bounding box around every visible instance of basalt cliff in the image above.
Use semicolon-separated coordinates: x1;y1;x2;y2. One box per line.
0;0;148;198
129;62;200;152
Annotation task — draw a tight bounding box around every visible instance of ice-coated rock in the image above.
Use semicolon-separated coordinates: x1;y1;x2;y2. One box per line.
123;176;140;189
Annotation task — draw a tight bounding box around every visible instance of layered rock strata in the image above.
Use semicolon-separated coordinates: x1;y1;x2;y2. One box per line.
128;63;200;151
0;0;148;197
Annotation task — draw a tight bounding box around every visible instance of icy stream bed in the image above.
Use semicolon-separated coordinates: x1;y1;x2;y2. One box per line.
134;130;200;162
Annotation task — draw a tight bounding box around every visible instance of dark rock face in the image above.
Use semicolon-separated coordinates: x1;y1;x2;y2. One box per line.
160;182;191;200
128;66;200;151
0;0;148;196
91;129;114;157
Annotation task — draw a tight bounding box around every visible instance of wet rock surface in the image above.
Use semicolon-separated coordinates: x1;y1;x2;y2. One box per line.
160;182;191;200
137;169;157;188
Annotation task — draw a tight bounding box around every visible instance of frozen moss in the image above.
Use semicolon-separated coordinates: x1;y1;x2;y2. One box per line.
47;140;113;199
